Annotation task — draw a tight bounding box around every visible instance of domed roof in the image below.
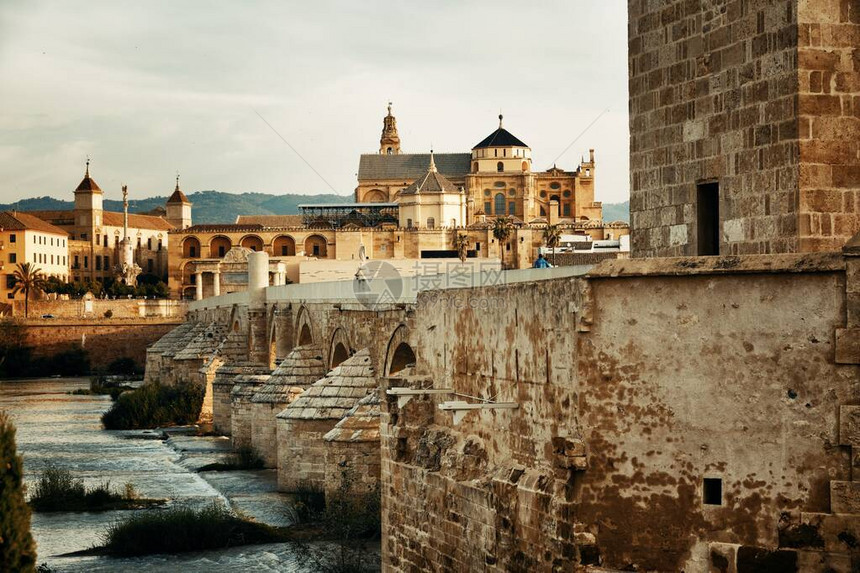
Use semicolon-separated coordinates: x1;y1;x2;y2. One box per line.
472;115;528;149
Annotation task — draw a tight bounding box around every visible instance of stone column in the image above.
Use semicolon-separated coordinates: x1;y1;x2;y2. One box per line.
195;272;203;301
247;251;271;365
213;270;220;297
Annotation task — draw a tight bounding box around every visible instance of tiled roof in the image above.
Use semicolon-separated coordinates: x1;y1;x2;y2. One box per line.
160;322;209;358
174;323;229;360
102;211;174;231
235;215;304;227
26;209;174;231
277;349;376;421
251;345;326;404
357;153;470;182
0;211;69;236
231;375;272;400
167;188;191;205
217;330;249;363
473;127;528;149
401;160;461;196
75;175;102;193
323;390;380;443
147;322;197;352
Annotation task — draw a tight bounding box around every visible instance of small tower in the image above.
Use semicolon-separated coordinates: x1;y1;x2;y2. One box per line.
73;157;104;234
165;174;193;230
379;102;401;155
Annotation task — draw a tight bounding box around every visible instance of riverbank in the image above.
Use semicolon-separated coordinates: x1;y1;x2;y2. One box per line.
0;377;379;571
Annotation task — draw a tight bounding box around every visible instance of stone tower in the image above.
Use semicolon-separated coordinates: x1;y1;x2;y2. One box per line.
628;0;860;258
379;102;401;155
165;174;193;230
72;158;103;239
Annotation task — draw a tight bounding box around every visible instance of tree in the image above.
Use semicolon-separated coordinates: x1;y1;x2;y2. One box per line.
543;224;562;266
0;411;37;573
492;217;514;269
11;263;46;319
453;233;469;264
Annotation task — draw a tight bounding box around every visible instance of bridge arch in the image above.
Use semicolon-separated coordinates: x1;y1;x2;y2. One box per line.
384;324;416;376
328;328;352;368
295;305;315;346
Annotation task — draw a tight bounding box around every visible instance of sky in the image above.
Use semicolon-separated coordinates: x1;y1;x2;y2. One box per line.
0;1;630;205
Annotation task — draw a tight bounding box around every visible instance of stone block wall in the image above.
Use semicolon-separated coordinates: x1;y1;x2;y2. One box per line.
323;441;380;499
797;0;860;251
382;253;860;571
277;418;337;492
23;321;178;371
628;0;860;257
250;402;284;468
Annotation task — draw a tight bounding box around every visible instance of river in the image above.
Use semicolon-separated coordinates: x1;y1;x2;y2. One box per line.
0;377;358;572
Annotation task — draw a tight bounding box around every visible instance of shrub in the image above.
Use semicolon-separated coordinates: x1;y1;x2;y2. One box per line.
101;503;285;556
291;481;326;523
0;411;37;572
294;469;380;572
103;309;113;319
101;382;204;430
198;445;264;472
28;465;146;513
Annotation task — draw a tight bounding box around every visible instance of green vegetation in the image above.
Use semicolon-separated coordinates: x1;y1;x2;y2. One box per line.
42;274;169;299
29;465;158;513
11;263;47;319
71;374;137;400
290;481;326;523
101;382;204;430
198;445;264;472
100;503;286;556
0;411;37;573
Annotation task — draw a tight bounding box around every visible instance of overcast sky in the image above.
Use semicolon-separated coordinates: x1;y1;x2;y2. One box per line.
0;1;629;205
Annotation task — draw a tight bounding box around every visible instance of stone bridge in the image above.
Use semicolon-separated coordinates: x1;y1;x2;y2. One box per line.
145;248;860;572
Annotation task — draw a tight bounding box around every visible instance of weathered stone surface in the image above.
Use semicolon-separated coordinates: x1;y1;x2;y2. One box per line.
831;481;860;514
839;406;860;447
835;328;860;364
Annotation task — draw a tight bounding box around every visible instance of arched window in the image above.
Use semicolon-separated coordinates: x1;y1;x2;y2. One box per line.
494;193;505;215
472;162;478;173
387;147;393;155
497;161;504;172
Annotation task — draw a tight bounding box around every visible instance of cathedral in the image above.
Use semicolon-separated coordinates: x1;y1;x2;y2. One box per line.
355;105;603;227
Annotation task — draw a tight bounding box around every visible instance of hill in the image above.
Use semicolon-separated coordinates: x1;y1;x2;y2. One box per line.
1;192;630;225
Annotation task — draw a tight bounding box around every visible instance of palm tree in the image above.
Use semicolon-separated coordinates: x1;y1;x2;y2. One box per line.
491;217;514;269
453;233;469;263
12;263;46;318
543;224;561;266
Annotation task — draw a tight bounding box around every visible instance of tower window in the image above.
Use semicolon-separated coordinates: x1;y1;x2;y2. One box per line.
497;162;504;173
387;147;392;155
509;202;516;215
427;217;435;229
703;477;722;505
697;181;719;255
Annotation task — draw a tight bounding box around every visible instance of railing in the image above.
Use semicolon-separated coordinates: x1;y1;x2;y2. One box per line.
188;265;592;312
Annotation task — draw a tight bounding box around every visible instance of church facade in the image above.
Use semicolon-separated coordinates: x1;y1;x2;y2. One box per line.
356;106;603;227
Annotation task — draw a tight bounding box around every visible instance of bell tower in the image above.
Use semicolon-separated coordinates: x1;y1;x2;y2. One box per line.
379;102;401;155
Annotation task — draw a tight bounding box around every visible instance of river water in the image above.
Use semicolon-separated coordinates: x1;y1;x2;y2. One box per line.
0;377;352;572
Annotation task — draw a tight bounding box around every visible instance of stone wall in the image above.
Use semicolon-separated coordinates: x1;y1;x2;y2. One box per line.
13;298;186;319
250;401;284;468
382;252;860;571
277;418;337;492
23;320;179;371
324;440;380;499
628;0;860;257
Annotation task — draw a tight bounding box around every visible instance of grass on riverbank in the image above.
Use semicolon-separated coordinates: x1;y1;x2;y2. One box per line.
29;465;161;512
197;445;265;472
101;504;287;556
101;381;203;430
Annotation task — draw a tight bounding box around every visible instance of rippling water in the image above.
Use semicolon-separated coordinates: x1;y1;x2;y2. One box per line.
0;377;342;572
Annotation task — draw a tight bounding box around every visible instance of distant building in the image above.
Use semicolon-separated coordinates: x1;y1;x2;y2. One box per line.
166;106;629;300
28;163;191;284
0;211;69;302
